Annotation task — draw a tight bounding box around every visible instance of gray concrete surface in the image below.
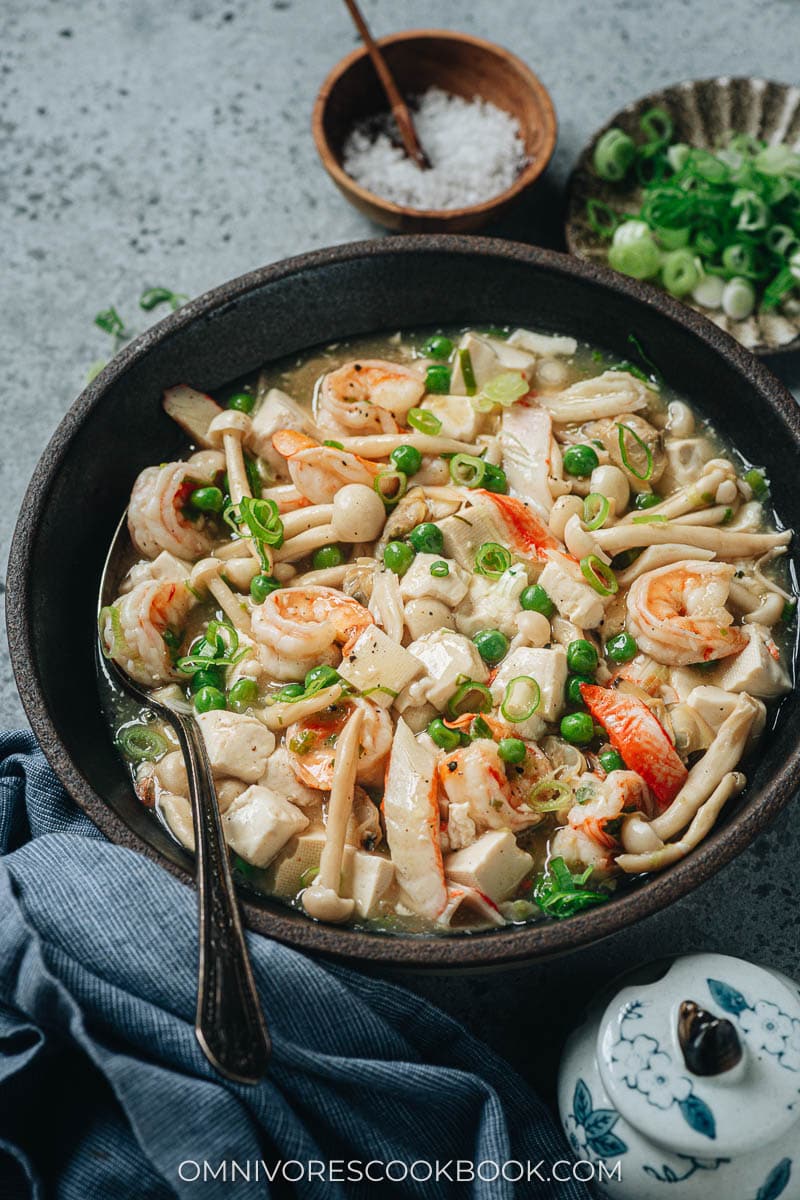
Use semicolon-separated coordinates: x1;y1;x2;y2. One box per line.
2;0;799;1095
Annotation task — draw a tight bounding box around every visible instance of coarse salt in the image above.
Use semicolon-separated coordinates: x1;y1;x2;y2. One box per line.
342;87;529;211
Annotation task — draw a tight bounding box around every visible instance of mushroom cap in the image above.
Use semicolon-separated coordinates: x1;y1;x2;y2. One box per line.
207;409;252;446
302;884;355;923
332;483;387;543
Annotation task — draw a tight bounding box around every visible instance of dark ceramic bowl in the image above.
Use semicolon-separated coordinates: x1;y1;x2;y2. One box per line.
7;238;800;969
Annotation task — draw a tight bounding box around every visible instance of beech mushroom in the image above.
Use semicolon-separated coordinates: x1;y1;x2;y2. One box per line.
302;706;364;923
190;558;253;636
207;409;253;504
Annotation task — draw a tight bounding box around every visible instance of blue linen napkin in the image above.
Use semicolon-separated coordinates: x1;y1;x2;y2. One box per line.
0;730;592;1200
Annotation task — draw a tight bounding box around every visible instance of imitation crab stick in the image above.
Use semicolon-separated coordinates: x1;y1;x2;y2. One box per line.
580;684;688;808
477;490;560;561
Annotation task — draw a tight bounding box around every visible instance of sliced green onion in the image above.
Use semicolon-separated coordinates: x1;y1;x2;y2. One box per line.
593;128;636;181
631;512;668;524
116;724;168;762
744;467;769;500
361;685;399;700
583;493;610;531
373;469;408;506
447;679;493;719
449;453;486;489
721;277;756;320
430;560;450;577
580;555;619;596
407;407;442;435
617;422;654;481
472;370;528;413
528;779;572;812
323;439;344;450
500;676;541;723
608;235;662;280
238;496;284;548
139;286;186;311
661;248;702;297
586;199;619;239
639;107;673;147
474;542;512;579
459;348;477;395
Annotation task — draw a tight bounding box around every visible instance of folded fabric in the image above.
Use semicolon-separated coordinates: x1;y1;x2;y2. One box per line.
0;730;591;1200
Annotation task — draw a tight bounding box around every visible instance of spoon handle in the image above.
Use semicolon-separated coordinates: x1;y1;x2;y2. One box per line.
175;714;271;1083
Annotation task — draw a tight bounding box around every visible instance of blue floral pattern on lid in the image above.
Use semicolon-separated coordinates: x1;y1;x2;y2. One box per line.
564;1078;628;1162
708;979;800;1074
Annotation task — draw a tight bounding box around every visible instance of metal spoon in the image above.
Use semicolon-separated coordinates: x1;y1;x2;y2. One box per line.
97;512;270;1084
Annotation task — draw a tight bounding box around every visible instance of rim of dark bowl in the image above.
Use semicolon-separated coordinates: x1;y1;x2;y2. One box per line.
7;235;800;969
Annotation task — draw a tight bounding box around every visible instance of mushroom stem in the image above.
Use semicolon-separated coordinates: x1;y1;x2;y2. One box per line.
337;433;479;458
593;523;790;559
616;771;744;873
274;524;337;562
208;411;253;505
281;504;334;539
263;682;344;731
619;467;731;524
190;558;253;636
302;706;363;923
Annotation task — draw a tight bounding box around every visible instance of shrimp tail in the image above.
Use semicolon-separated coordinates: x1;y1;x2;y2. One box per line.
580;683;688;808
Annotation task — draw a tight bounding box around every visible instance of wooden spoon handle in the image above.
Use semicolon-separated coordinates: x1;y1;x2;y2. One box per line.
341;0;430;169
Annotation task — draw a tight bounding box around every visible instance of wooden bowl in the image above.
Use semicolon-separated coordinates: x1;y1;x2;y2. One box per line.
312;29;557;233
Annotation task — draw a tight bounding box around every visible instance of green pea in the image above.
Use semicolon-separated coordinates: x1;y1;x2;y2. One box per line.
228;678;259;712
190;666;225;694
599;748;625;773
194;685;226;714
566;639;598;675
250;574;281;603
390;444;423;476
422;335;454;359
425;364;451;394
427;717;461;752
563;444;600;477
312;544;344;570
565;674;593;707
384;540;415;575
482;462;509;494
497;737;526;764
277;682;304;700
560;712;595;745
408;522;444;555
472;628;509;664
189;486;224;514
304;665;339;692
520;584;554;617
227;391;255;414
634;492;660;510
606;631;638;663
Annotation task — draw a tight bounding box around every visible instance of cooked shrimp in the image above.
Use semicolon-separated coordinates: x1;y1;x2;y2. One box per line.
437;740;542;833
251;585;373;681
566;770;653;849
318;359;424;436
271;429;380;504
286;697;392;789
626;561;747;666
128;463;215;561
101;578;194;687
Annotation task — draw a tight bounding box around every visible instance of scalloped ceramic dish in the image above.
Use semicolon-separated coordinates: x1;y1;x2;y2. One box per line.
7;237;800;969
565;76;800;356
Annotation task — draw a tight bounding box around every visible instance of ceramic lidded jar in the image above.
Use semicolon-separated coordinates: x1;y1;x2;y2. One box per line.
558;954;800;1199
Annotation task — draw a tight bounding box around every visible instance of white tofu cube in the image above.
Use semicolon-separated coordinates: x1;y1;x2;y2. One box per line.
197;711;275;783
444;830;533;903
222;785;309;867
337;624;424;707
454;564;529;637
248;386;317;474
449;333;502;395
507;328;577;356
400;553;470;606
708;626;791;698
264;831;347;896
439;501;508;571
686;685;766;746
445;801;477;851
491;645;567;729
397;629;488;713
343;851;395;919
419;394;485;441
258;746;320;808
539;556;606;628
158;792;195;852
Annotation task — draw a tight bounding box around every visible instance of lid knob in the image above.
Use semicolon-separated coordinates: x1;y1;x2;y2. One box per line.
678;999;742;1076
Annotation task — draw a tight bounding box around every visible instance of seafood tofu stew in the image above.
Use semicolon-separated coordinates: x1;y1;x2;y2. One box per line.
99;327;796;933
